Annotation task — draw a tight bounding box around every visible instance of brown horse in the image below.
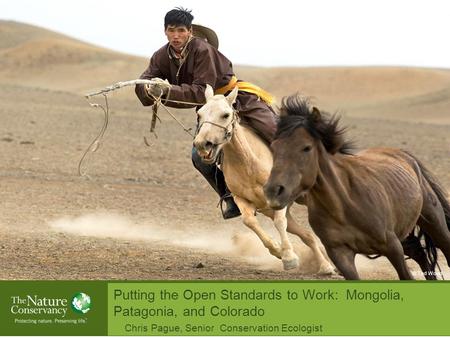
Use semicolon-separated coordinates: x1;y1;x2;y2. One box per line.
193;86;334;274
264;95;450;280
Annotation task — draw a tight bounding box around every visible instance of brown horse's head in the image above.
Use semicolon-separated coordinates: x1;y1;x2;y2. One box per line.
264;95;353;209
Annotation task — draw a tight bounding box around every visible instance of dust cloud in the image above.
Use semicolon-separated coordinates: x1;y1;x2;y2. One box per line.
48;212;234;251
48;212;314;270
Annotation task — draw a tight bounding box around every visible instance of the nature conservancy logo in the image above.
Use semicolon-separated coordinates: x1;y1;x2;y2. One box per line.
10;292;92;318
71;292;92;314
11;294;69;317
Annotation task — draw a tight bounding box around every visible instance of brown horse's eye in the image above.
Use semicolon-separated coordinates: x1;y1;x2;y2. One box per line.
303;146;312;152
222;113;230;119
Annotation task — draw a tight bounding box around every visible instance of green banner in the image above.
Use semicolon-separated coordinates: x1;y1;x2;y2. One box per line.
0;281;107;336
108;281;450;336
2;281;450;335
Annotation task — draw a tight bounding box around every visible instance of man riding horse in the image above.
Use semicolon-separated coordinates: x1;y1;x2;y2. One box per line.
135;7;278;219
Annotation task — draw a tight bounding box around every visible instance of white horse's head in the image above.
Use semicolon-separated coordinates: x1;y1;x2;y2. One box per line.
193;84;239;164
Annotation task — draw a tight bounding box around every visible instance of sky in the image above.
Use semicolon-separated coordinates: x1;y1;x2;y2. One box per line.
1;0;450;68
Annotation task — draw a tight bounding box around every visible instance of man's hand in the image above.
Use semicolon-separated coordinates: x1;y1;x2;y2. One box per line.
146;83;168;97
145;78;171;98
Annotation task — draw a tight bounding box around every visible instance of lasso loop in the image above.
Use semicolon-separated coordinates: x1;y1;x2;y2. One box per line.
80;79;202;178
78;93;109;178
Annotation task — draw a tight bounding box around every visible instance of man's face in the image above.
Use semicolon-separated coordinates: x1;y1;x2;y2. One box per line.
165;25;192;52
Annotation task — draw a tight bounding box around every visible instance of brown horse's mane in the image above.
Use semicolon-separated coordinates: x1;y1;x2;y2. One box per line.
275;95;355;155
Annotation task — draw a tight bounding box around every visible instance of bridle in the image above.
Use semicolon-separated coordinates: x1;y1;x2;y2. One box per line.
196;109;240;145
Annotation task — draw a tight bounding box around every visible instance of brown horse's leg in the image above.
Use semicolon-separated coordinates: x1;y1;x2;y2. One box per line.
384;232;414;280
417;195;450;267
402;233;437;280
418;218;450;267
285;210;335;275
324;245;359;280
409;152;450;267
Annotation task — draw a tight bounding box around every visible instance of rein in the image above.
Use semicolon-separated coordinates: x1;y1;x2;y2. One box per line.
79;79;205;177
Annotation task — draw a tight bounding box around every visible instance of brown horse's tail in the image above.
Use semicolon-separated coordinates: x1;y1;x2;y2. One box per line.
405;151;450;231
405;151;450;274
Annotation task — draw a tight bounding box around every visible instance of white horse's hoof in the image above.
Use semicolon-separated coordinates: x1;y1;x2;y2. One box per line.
317;262;336;275
282;256;299;270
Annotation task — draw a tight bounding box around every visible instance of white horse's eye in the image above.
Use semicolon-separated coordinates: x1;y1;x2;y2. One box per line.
222;113;230;119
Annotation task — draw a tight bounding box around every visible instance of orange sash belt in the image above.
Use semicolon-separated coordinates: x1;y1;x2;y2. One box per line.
215;76;274;105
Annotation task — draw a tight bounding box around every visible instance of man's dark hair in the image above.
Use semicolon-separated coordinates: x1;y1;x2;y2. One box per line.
164;7;194;29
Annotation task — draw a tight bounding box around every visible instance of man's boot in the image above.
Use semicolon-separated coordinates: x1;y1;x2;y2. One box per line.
219;192;242;220
192;148;241;219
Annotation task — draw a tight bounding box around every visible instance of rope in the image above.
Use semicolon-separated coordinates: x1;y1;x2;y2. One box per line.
84;79;204;106
152;95;196;138
78;94;109;177
80;79;203;177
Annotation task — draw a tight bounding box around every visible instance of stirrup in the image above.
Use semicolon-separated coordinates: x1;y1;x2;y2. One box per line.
217;192;233;212
217;193;241;219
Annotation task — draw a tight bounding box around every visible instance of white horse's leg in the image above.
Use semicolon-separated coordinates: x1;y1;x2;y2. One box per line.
286;210;335;275
234;196;282;259
273;208;300;270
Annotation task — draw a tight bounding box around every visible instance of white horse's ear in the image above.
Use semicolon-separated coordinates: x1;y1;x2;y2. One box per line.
226;86;239;106
205;84;214;102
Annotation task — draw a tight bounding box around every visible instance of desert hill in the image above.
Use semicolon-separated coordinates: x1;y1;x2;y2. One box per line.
236;66;450;123
0;20;147;92
1;20;450;123
0;20;68;49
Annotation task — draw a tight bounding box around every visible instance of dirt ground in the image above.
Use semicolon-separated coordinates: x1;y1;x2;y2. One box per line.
0;84;449;281
1;21;449;280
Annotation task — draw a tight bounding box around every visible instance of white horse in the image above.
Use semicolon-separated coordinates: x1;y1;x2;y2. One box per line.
193;85;334;273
